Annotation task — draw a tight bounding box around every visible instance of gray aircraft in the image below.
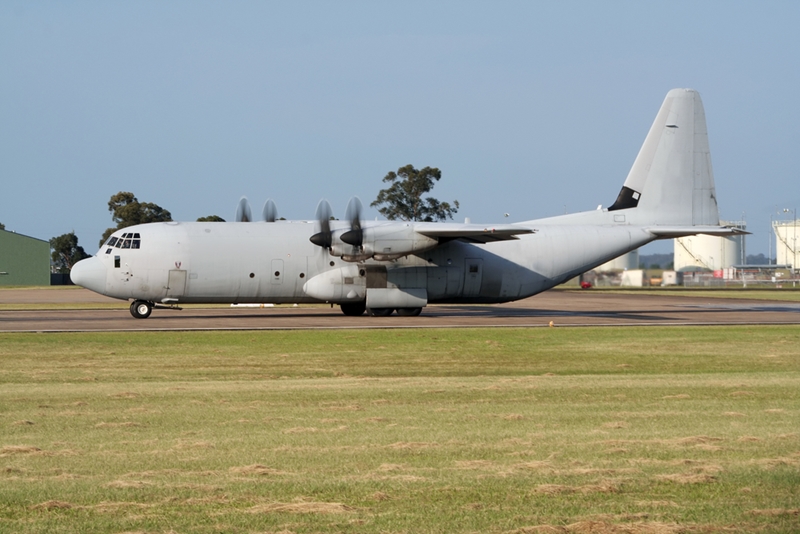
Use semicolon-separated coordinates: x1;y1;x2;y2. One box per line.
71;88;743;319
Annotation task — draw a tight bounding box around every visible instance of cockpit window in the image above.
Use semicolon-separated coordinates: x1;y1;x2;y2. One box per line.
111;232;142;249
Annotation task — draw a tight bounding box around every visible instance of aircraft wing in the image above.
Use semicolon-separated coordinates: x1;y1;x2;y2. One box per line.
413;223;534;243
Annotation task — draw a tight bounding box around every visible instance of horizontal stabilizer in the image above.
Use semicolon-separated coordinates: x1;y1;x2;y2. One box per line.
647;226;750;238
414;223;533;243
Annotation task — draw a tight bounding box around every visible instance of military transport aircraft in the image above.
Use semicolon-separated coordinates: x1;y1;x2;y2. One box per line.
71;89;744;319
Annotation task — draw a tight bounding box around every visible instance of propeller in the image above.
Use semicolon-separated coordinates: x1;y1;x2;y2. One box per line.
235;196;253;222
262;199;278;222
309;199;333;248
341;196;363;248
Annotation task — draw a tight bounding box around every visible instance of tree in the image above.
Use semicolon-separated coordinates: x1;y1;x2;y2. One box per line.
50;232;90;273
197;215;226;222
100;192;172;245
371;165;459;222
0;222;5;230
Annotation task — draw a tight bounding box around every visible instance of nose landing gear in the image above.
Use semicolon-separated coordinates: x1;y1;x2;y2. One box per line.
130;300;153;319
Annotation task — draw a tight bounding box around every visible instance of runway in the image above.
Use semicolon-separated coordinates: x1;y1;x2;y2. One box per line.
2;288;800;332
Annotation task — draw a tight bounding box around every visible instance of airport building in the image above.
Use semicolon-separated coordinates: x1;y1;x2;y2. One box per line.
0;229;51;286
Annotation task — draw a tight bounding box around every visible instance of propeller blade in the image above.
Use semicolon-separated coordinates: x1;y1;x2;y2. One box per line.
341;196;363;247
309;198;333;248
262;199;278;222
235;196;253;222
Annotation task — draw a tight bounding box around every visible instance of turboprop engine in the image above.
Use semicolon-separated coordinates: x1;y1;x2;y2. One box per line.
339;223;438;261
309;197;439;262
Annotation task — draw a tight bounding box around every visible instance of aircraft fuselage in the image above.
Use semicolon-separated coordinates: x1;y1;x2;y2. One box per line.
80;218;653;307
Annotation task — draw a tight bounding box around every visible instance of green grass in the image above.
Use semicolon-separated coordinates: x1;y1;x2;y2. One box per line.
573;287;800;302
1;327;799;533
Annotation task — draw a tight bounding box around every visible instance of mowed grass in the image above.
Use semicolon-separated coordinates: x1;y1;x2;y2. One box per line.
579;288;800;302
1;327;799;533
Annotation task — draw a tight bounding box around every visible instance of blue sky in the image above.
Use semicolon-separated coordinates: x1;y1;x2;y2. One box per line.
1;1;798;255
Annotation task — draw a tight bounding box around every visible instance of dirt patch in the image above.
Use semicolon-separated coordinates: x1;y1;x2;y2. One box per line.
248;501;355;514
533;482;618;495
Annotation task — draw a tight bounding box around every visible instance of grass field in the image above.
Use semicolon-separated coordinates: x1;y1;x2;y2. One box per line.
1;327;799;533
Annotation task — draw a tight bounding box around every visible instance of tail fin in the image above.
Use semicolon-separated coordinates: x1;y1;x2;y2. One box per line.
608;88;720;227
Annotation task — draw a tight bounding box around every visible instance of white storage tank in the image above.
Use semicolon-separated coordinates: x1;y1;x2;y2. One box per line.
674;220;746;271
596;250;639;272
773;220;799;270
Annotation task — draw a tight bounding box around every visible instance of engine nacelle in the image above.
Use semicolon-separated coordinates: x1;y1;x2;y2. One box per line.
329;224;439;262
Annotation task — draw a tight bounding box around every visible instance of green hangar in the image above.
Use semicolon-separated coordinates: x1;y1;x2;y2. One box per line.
0;229;51;286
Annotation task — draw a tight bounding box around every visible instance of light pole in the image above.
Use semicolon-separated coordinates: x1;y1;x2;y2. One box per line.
783;208;797;286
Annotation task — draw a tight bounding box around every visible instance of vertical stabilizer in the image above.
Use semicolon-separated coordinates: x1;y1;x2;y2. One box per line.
608;88;719;226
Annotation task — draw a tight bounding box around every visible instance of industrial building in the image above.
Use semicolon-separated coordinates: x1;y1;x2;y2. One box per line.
674;220;747;271
773;219;799;270
0;229;51;286
596;250;639;272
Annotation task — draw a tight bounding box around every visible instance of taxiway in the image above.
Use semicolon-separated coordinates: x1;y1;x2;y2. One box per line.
1;288;799;332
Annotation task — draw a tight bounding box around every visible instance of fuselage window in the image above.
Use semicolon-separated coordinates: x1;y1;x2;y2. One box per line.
106;248;112;254
114;255;121;268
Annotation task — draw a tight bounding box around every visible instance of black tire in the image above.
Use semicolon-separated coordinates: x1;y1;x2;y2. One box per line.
340;301;366;316
396;307;422;317
367;307;394;317
130;300;153;319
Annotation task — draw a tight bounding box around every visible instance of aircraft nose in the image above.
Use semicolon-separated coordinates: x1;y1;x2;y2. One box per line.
70;256;107;294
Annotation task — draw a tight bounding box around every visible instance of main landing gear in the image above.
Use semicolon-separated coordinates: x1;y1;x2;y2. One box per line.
339;303;423;317
130;300;153;319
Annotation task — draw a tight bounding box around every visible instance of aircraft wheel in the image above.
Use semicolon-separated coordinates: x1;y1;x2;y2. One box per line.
130;300;153;319
340;301;366;316
396;307;422;317
367;307;394;317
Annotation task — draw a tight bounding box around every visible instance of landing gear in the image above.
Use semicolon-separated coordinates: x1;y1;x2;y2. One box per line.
367;307;394;317
340;301;366;316
130;300;153;319
396;307;423;317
